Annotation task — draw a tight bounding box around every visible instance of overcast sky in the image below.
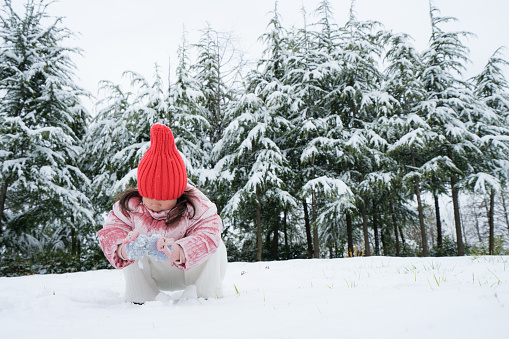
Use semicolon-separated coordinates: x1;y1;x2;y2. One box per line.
27;0;509;112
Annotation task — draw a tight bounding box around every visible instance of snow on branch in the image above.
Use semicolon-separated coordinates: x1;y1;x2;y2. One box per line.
267;188;299;209
112;168;137;194
390;127;432;151
403;156;461;182
466;172;501;194
222;190;244;217
358;171;394;193
302;176;353;200
315;198;356;226
112;141;149;162
480;134;509;150
5;116;73;144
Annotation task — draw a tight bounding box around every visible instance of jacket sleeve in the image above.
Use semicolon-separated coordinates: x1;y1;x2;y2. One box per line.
175;189;223;271
97;200;136;269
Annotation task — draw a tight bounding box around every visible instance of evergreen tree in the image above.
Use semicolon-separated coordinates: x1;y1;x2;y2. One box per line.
192;24;243;154
469;48;509;254
284;5;329;258
83;78;135;212
324;1;385;256
218;91;295;261
283;1;357;258
216;6;296;261
382;31;436;256
0;0;93;254
191;24;245;234
421;4;476;256
169;30;210;177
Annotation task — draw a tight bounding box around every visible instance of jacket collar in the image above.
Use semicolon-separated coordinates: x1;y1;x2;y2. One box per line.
143;204;169;221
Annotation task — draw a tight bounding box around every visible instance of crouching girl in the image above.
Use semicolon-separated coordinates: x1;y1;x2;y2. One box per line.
98;124;227;303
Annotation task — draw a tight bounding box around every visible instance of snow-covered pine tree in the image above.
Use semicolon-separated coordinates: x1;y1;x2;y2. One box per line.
282;1;355;258
320;1;385;256
215;5;297;261
284;6;327;258
382;31;436;256
83;79;135;212
420;4;477;256
192;24;242;156
217;90;295;261
469;48;509;254
191;24;246;230
0;0;94;256
253;5;301;260
313;0;339;55
313;1;367;257
169;30;210;177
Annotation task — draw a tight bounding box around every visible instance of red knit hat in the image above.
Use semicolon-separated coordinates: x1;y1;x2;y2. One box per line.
137;124;187;201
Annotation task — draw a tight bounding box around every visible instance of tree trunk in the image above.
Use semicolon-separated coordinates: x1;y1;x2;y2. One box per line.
360;196;371;256
0;181;7;236
488;189;495;255
255;185;263;261
303;199;313;257
473;203;482;242
311;192;320;258
346;212;354;257
215;54;222;143
411;149;429;256
70;214;78;255
372;201;380;256
265;228;272;245
389;199;400;256
450;175;465;256
71;229;77;255
434;194;443;250
461;212;468;247
312;224;320;258
381;229;389;256
414;180;428;256
501;192;509;236
273;212;280;260
399;226;406;246
283;209;288;258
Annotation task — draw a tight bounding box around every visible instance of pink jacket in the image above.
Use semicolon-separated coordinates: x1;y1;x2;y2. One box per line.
97;185;223;271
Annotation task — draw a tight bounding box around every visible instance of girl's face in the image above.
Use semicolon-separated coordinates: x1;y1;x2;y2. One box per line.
142;197;178;212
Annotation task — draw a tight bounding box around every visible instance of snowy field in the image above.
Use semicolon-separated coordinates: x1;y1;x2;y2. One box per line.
1;256;508;339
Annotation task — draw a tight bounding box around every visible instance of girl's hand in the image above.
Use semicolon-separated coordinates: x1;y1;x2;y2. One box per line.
118;231;149;260
168;243;186;264
146;234;174;261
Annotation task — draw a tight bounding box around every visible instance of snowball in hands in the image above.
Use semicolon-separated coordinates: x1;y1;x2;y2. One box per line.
125;233;149;260
122;231;173;261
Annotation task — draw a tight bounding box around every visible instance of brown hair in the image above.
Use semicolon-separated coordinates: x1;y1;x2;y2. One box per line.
116;187;196;227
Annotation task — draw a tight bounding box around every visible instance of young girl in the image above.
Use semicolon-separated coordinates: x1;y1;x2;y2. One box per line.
98;124;227;303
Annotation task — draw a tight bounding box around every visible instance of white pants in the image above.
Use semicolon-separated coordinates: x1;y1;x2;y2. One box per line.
123;241;227;303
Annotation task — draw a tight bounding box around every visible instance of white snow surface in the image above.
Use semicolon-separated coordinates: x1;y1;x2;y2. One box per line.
1;256;508;338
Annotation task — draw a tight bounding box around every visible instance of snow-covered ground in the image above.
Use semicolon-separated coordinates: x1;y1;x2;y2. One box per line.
1;256;508;338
